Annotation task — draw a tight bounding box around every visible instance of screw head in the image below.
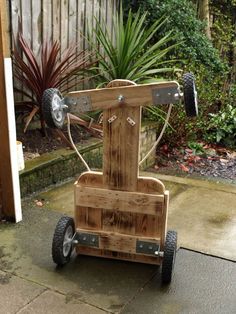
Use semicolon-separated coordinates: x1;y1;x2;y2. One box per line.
118;95;125;102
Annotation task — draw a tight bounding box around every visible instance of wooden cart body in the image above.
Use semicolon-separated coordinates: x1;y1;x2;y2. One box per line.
72;80;179;265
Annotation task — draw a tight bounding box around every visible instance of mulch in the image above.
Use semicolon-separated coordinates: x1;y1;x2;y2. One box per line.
153;142;236;182
17;126;90;160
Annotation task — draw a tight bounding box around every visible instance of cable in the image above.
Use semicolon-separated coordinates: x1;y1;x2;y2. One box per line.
139;104;173;166
67;113;91;172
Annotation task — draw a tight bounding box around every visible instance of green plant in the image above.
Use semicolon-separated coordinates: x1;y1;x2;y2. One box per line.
123;0;225;73
187;141;205;155
87;7;179;86
13;30;95;135
205;104;236;148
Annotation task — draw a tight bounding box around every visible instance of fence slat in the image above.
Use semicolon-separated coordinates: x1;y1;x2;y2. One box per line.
52;0;60;42
32;0;42;55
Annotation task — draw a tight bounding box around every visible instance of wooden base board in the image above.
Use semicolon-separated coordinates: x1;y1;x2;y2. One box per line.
75;246;162;265
74;171;168;264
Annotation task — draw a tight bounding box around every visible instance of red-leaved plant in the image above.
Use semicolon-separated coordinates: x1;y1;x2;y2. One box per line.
13;30;101;139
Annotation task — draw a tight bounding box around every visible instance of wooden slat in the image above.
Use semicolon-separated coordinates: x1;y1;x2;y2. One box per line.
68;81;179;111
42;0;52;41
76;246;161;265
161;192;169;247
77;228;160;255
52;0;60;42
102;80;139;235
75;186;164;215
21;1;32;45
60;0;69;52
32;0;42;55
68;0;77;44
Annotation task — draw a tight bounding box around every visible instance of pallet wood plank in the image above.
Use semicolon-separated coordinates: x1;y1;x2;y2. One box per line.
102;80;139;235
68;81;179;111
76;246;161;265
75;185;164;215
76;228;160;255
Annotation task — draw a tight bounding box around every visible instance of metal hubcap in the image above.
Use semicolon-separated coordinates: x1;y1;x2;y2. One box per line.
52;94;63;122
63;225;73;257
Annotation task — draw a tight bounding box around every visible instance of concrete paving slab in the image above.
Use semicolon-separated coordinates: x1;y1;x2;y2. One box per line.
0;206;155;312
38;181;74;215
168;186;236;260
121;249;236;314
18;290;107;314
0;270;45;314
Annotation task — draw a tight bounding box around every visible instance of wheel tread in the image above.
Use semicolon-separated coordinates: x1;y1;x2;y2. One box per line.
52;216;75;266
183;73;198;117
162;230;177;284
42;88;64;128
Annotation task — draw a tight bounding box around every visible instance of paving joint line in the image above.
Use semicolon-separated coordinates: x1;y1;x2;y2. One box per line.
119;268;158;314
15;289;48;314
2;269;112;314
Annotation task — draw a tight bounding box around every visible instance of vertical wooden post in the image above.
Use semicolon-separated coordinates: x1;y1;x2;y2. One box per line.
0;0;22;222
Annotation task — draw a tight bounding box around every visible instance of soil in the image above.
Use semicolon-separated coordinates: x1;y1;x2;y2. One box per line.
17;126;91;160
152;142;236;182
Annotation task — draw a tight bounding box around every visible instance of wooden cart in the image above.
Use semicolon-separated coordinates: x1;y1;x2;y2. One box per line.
43;75;197;284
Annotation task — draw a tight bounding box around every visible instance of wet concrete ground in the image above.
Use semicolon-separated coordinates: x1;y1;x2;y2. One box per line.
0;173;235;313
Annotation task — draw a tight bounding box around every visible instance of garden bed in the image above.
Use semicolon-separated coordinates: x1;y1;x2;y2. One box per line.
152;142;236;183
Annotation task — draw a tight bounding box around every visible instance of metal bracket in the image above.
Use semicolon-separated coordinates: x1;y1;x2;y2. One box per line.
152;85;181;105
64;95;92;114
108;115;117;123
136;240;160;256
73;232;99;248
127;117;136;126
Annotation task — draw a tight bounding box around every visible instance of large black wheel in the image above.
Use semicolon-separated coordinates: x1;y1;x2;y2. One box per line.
162;230;177;284
183;73;198;117
52;216;75;266
42;88;66;129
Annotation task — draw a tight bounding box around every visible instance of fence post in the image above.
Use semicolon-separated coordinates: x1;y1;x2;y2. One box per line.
0;0;22;222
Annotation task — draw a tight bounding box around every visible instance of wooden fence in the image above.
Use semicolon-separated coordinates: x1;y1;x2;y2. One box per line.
9;0;117;54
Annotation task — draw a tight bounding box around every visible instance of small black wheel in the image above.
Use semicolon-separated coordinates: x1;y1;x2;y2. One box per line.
183;73;198;117
52;216;75;266
42;88;66;128
162;230;177;284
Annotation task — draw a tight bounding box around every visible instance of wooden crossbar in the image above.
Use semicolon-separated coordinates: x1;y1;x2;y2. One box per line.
68;81;179;112
76;228;160;255
75;185;164;215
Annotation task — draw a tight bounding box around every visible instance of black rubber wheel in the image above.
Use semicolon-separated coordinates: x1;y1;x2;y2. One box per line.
42;88;66;128
162;230;177;284
52;216;75;266
183;73;198;117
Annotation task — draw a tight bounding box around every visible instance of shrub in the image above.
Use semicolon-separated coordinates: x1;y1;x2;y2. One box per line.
205;103;236;148
123;0;225;73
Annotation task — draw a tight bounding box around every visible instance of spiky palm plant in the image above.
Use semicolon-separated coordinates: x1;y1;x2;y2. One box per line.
13;31;96;135
87;8;179;87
